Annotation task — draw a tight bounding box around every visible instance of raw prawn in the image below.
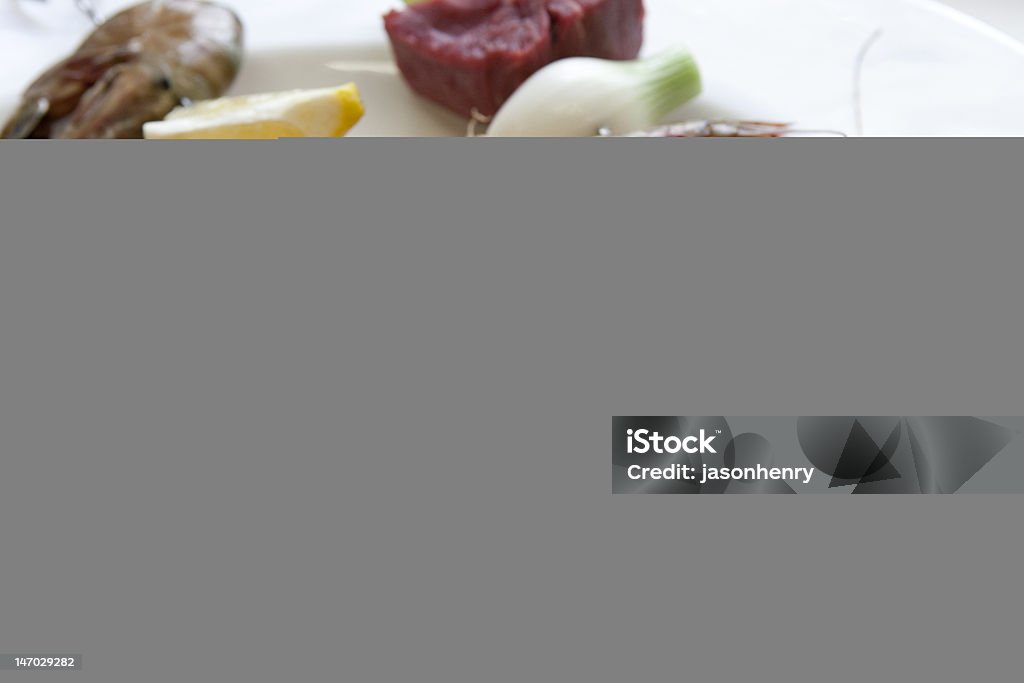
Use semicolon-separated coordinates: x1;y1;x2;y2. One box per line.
2;0;243;139
623;121;794;137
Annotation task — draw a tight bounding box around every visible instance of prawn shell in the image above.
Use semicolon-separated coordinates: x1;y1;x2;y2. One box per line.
2;0;244;139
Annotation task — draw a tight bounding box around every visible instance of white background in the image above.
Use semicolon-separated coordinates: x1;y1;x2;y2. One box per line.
5;1;1024;47
5;1;1024;40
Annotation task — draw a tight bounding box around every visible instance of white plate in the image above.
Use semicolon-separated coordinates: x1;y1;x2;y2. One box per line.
2;0;1024;136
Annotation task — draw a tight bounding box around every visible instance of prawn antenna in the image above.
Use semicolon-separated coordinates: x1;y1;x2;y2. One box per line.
854;28;884;137
74;0;102;25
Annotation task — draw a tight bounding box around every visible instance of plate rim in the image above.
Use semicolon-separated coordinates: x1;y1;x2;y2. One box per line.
901;0;1024;57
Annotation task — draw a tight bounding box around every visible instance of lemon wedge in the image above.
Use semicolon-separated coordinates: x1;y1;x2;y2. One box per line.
143;84;365;139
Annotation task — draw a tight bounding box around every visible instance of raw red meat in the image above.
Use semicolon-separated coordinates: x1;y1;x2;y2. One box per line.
547;0;645;60
384;0;645;118
384;0;552;119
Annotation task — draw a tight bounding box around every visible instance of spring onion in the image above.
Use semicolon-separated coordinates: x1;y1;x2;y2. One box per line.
487;47;702;137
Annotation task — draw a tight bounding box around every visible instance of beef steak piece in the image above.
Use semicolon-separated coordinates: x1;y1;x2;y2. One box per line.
384;0;645;118
384;0;553;119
